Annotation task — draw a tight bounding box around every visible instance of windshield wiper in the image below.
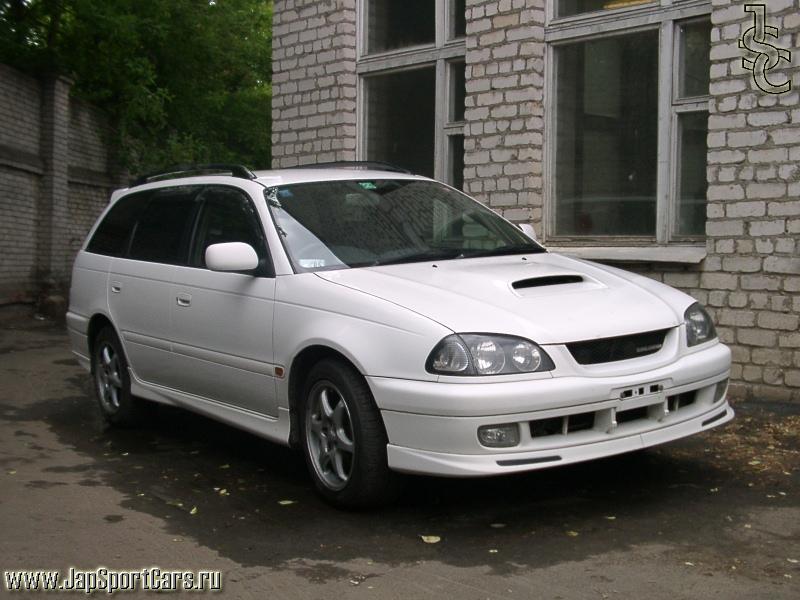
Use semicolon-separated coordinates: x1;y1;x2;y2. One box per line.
458;244;545;259
367;248;464;267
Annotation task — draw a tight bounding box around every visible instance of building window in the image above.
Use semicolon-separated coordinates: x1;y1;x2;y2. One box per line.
547;1;711;244
556;0;653;19
554;31;659;236
366;0;435;54
365;68;436;177
358;0;467;187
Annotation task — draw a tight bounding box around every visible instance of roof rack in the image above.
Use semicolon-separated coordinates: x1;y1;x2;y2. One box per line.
130;164;256;187
293;161;412;174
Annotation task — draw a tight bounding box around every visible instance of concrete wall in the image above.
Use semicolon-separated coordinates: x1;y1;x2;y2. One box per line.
0;63;119;307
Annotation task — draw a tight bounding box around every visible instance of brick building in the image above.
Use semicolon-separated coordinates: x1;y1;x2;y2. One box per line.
271;0;800;401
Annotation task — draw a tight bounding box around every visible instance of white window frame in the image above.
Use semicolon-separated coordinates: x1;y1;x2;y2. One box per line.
356;0;466;185
543;0;712;250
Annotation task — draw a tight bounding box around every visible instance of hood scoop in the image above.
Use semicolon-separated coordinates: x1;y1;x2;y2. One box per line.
512;275;584;289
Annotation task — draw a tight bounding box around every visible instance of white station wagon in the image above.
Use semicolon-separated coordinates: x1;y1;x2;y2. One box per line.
68;163;733;507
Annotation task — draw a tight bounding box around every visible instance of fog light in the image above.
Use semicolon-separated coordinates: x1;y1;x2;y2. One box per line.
478;424;520;448
714;378;729;403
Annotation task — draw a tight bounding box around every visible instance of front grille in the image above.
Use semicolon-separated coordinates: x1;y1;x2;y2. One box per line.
567;329;670;365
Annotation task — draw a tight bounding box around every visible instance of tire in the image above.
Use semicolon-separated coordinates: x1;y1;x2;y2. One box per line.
91;326;146;426
300;358;402;508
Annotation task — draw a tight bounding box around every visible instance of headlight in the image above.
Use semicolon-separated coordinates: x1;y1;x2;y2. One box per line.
426;334;554;376
684;303;717;347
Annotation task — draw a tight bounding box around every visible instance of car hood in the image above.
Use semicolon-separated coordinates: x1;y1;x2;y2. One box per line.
315;252;689;345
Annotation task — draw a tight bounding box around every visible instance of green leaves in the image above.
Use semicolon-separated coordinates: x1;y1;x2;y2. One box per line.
0;0;273;172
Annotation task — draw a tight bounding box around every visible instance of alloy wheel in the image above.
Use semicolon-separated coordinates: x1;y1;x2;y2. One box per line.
95;342;123;413
305;382;355;491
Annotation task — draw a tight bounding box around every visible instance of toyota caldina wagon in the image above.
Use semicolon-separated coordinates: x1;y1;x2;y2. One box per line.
68;163;733;507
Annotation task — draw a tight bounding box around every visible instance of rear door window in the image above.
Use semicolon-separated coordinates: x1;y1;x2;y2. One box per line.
127;186;201;265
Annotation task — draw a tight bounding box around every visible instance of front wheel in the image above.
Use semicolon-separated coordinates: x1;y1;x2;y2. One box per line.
300;358;402;508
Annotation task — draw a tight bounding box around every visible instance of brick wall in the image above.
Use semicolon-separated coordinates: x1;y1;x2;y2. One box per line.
701;0;799;400
271;0;358;167
0;64;120;307
463;0;546;235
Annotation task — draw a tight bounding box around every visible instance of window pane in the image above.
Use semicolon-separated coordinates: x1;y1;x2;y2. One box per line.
366;68;436;177
86;192;149;256
367;0;435;54
557;0;651;18
193;188;266;268
128;188;199;264
450;0;466;38
675;112;708;237
554;31;659;237
450;60;466;122
679;20;711;98
449;134;465;190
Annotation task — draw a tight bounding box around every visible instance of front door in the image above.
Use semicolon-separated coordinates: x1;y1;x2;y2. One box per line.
167;186;278;416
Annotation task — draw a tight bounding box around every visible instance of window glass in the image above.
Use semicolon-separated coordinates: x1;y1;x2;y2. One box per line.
679;20;711;98
450;0;466;38
367;0;435;54
449;134;465;191
675;112;708;237
192;187;267;268
86;192;149;256
266;180;542;272
366;67;436;177
557;0;652;18
450;60;466;123
128;187;200;264
554;30;659;237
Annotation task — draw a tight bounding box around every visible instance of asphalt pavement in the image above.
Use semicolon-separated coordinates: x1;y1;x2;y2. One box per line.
1;316;798;599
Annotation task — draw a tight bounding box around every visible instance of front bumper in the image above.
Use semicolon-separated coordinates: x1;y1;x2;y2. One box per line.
368;342;733;476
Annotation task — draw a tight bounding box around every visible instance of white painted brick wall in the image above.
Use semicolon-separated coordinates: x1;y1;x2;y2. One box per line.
463;0;546;234
703;0;800;400
270;0;358;167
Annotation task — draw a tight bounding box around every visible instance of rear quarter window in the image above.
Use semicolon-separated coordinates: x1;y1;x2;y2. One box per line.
86;192;149;257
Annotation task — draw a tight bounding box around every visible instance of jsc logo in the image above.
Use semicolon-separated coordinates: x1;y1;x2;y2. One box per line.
738;4;792;94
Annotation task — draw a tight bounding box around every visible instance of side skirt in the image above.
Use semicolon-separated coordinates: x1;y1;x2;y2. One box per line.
129;369;292;446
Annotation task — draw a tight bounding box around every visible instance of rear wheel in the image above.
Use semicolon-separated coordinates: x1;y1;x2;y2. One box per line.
91;327;146;426
300;358;402;508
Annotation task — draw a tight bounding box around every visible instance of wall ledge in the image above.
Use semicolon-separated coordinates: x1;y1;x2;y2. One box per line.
547;245;707;264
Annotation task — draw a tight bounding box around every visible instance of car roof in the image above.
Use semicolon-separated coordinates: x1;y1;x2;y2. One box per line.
115;167;431;199
252;168;429;187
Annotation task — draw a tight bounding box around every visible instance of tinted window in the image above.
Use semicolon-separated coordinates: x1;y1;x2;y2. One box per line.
86;192;149;256
128;187;200;264
192;187;268;271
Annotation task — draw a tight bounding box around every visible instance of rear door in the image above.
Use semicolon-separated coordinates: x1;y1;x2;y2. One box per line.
167;185;278;416
107;186;201;386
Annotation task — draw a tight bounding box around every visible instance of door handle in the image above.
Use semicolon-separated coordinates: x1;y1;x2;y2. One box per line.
176;293;192;307
110;282;122;293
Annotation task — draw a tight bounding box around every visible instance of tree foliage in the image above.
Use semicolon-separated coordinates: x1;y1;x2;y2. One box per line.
0;0;273;172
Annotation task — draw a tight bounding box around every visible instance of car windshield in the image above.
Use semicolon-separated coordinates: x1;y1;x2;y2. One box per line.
265;179;545;272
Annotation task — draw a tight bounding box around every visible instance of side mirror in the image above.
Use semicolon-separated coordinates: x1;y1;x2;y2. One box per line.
205;242;259;272
518;223;537;241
